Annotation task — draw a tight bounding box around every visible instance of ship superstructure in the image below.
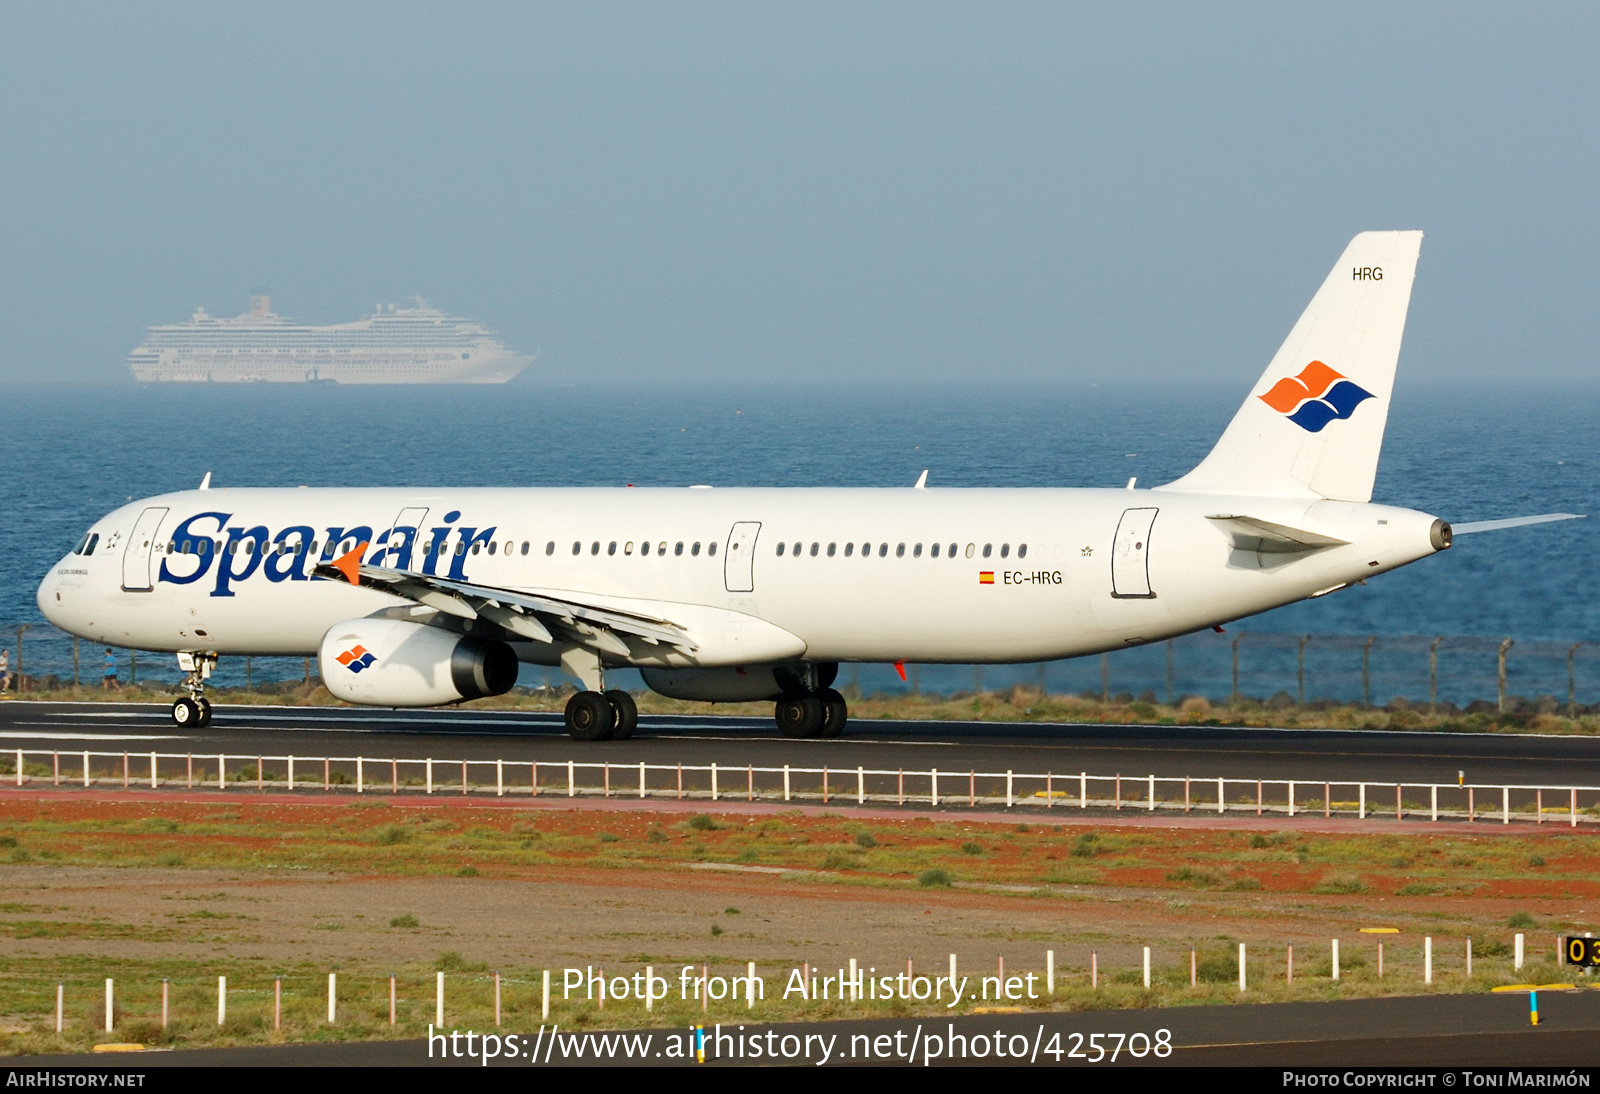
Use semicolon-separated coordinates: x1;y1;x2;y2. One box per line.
127;294;533;384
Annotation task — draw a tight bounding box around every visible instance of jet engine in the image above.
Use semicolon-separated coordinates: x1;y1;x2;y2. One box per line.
318;618;518;707
640;662;836;703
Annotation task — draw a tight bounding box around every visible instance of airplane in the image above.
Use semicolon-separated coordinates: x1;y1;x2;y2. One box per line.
36;231;1581;739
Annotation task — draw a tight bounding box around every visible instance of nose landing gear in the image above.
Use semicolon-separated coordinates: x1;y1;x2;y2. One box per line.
172;652;216;727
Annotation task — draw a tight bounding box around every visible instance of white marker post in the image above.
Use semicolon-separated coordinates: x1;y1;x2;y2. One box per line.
162;979;169;1029
1515;933;1525;971
1425;937;1433;983
1047;950;1055;995
56;983;63;1034
105;979;113;1032
436;972;445;1027
328;972;337;1023
218;976;226;1025
543;969;551;1021
1143;947;1151;988
1238;944;1247;992
1332;939;1340;981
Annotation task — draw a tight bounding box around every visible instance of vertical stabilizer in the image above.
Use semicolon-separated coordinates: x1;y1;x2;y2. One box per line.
1158;231;1422;502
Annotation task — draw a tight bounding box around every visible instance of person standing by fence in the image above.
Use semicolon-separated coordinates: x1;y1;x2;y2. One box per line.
102;648;119;692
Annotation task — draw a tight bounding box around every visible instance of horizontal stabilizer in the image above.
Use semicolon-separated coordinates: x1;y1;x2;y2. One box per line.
1452;513;1585;535
1207;514;1350;553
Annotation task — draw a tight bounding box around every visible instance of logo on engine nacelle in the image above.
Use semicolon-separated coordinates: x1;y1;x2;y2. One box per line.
336;645;376;673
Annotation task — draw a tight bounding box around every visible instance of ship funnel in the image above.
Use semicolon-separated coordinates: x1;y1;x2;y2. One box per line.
248;288;272;317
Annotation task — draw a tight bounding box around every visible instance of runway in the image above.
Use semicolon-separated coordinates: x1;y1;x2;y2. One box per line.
2;699;1597;789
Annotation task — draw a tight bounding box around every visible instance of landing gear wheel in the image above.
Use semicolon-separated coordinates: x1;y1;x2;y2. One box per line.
196;698;213;727
566;690;616;741
605;690;638;741
818;688;848;737
171;698;200;726
775;694;825;738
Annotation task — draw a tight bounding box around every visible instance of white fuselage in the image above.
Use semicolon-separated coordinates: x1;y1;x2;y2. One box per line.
36;485;1443;670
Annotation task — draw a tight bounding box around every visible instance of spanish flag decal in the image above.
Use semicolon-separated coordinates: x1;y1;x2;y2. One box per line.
979;571;994;584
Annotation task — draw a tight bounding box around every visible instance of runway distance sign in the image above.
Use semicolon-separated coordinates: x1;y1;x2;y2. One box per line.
1564;937;1600;967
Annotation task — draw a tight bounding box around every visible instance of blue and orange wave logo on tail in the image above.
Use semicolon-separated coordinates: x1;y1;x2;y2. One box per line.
335;645;376;673
1258;361;1374;433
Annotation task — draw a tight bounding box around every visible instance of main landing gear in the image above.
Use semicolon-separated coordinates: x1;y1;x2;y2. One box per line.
171;652;216;727
564;689;639;742
775;688;848;738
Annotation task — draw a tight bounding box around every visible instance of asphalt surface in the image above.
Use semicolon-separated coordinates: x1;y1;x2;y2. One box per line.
3;700;1598;790
8;989;1600;1068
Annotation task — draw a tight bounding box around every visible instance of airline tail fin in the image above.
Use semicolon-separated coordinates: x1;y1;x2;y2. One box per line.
1159;230;1423;502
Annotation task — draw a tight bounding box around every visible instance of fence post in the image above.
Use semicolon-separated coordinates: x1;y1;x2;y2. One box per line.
218;975;226;1025
1498;638;1514;713
1430;636;1443;713
1081;771;1088;809
328;972;337;1023
1570;643;1582;717
1238;944;1246;992
1503;787;1510;824
1361;636;1375;708
1425;936;1432;983
105;978;113;1032
436;971;444;1027
1515;933;1525;970
1332;938;1340;980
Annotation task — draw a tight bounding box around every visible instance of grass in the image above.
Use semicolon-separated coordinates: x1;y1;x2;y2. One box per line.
0;799;1594;1052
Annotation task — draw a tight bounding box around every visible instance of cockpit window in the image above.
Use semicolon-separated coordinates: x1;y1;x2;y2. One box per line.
73;533;90;555
76;532;99;556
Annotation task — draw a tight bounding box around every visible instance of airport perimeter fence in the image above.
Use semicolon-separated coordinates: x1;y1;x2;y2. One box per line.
6;746;1600;828
3;622;1598;714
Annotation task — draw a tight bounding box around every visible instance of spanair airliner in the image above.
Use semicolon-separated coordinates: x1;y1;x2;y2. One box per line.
35;232;1581;739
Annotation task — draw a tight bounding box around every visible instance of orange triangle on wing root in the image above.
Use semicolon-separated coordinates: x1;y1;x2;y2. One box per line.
332;542;369;586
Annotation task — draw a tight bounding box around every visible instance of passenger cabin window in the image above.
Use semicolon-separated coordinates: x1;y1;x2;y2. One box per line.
1000;544;1009;558
708;542;717;556
982;544;992;558
965;543;975;558
809;543;818;557
878;543;888;557
591;542;601;555
913;543;922;557
826;543;836;557
608;542;618;556
624;541;633;555
692;542;701;556
895;543;905;557
487;542;497;555
776;543;786;556
844;543;854;557
1018;544;1028;558
641;541;650;556
521;542;530;555
930;543;940;558
658;541;667;555
675;542;684;556
792;542;801;556
572;542;581;555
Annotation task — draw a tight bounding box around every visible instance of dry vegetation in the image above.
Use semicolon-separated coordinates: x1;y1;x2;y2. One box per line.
0;796;1593;1054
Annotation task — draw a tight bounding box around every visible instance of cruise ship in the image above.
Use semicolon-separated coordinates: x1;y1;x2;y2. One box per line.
127;293;534;384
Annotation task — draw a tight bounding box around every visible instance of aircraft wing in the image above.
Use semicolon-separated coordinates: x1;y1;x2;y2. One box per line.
1451;513;1585;535
313;554;697;654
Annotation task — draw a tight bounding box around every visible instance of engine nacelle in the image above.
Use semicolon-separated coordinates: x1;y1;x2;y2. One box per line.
319;618;518;707
641;662;836;703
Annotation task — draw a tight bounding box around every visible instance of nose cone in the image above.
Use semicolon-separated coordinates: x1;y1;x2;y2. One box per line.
36;555;77;630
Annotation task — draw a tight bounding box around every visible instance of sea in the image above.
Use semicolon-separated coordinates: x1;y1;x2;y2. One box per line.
1;378;1594;707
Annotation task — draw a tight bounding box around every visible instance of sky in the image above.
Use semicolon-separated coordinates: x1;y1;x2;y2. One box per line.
1;3;1597;388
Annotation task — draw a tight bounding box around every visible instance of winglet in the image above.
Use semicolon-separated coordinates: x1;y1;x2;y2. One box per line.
913;470;928;490
198;471;212;491
332;541;369;586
